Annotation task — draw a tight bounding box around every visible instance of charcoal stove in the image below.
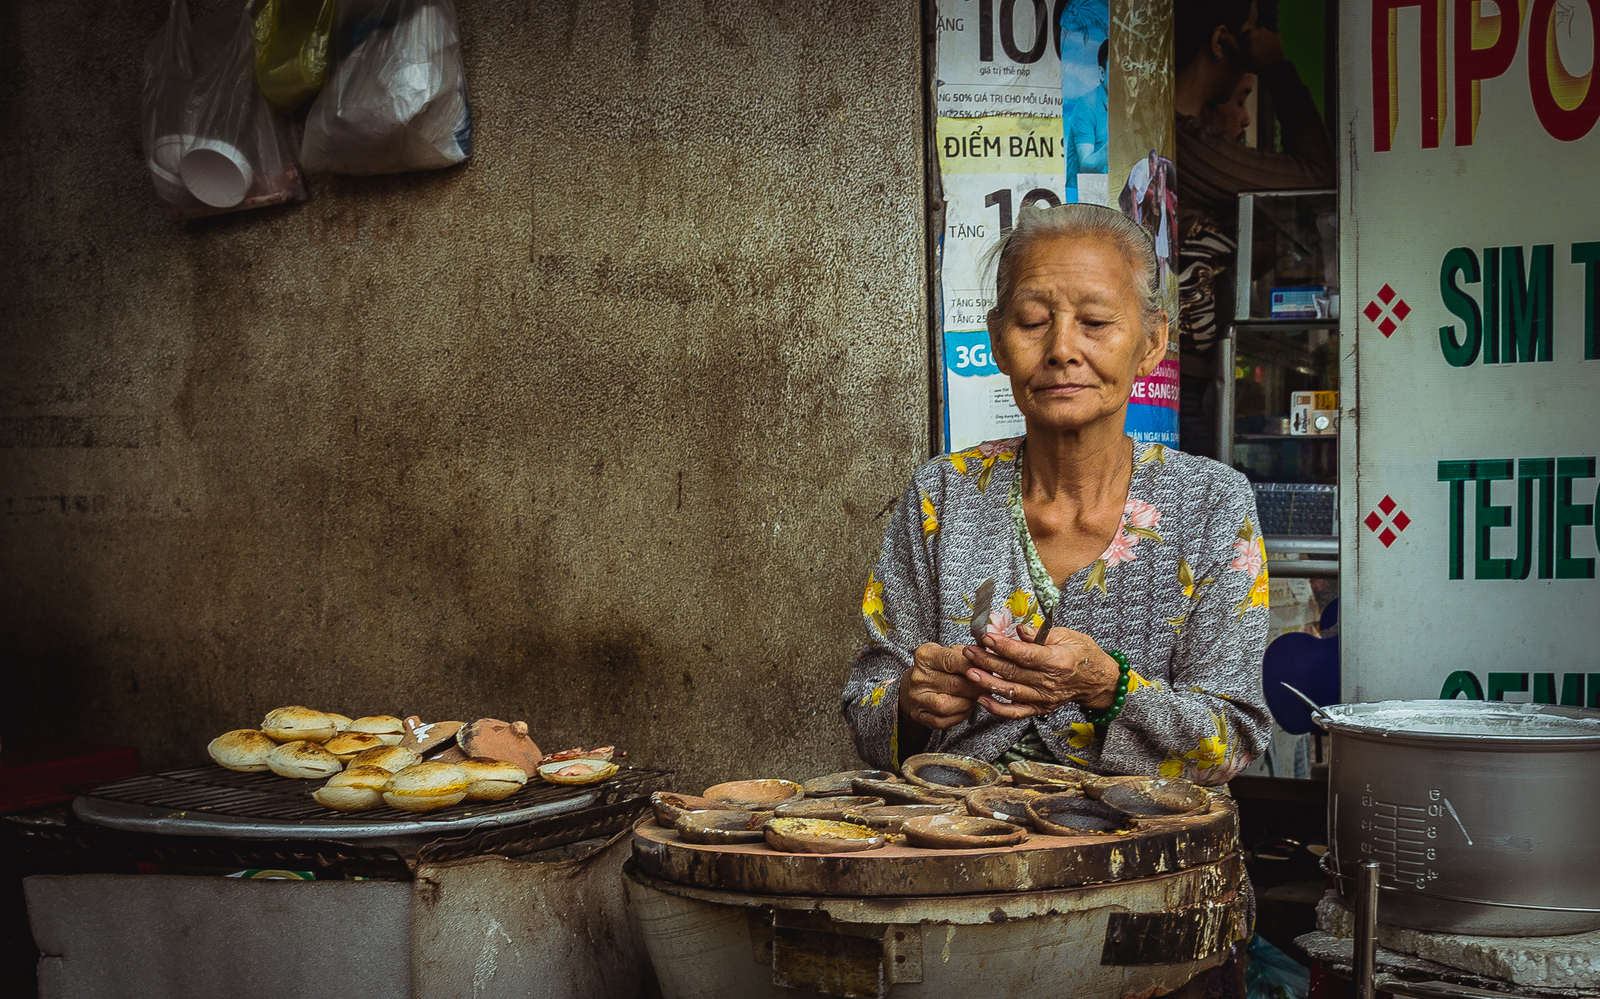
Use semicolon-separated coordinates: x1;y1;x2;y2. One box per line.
48;762;671;875
20;763;675;999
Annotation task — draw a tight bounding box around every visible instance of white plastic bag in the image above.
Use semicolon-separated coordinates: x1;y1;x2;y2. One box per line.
140;0;307;219
300;0;472;175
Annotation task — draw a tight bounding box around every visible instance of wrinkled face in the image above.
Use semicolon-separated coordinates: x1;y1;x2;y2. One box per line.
990;235;1168;434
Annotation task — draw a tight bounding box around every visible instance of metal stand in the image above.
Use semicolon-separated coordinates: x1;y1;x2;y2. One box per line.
1354;860;1380;999
1216;330;1236;469
1351;858;1514;999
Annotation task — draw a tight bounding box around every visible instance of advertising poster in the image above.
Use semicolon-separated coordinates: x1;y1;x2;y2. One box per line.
938;116;1069;449
1107;0;1179;447
935;0;1065;452
1341;1;1600;707
1060;0;1110;205
1058;0;1180;447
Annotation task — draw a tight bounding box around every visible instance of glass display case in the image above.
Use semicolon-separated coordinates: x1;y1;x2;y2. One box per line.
1217;190;1339;577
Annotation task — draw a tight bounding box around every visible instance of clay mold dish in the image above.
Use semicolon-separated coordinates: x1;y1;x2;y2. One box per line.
842;803;963;833
537;758;619;785
902;753;1001;796
851;777;962;806
775;795;885;820
1080;774;1149;798
902;813;1028;850
702;779;804;811
803;770;895;797
651;791;743;826
675;809;769;845
965;786;1047;824
1098;778;1211;817
1007;760;1095;788
763;817;885;854
1026;794;1137;836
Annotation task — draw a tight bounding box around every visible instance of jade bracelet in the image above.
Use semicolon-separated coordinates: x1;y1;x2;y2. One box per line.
1084;649;1130;727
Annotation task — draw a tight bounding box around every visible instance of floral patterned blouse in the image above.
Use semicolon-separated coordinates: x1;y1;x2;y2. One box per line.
842;438;1272;785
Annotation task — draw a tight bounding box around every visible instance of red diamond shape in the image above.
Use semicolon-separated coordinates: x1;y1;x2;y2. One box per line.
1363;300;1383;322
1378;284;1396;304
1379;495;1396;515
1379;528;1398;547
1379;317;1398;337
1393;300;1411;321
1364;511;1384;532
1393;510;1411;532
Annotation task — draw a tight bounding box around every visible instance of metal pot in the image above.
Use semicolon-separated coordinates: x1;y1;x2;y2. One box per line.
1322;699;1600;937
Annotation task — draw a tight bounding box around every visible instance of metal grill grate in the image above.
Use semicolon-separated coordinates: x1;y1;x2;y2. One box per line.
72;764;670;825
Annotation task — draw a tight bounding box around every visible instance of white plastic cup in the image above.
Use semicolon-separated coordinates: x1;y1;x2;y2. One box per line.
148;134;191;203
180;138;254;208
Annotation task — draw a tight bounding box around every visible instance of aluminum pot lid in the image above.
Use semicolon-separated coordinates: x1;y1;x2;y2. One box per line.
1318;699;1600;745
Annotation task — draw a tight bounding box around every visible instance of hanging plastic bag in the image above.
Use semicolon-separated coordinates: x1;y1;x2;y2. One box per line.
140;0;308;219
253;0;338;111
300;0;472;175
140;0;197;208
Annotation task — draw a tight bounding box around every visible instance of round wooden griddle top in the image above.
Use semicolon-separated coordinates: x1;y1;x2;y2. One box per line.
632;795;1237;897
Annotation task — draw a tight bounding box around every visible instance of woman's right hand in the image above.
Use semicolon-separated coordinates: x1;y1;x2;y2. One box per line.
900;643;987;730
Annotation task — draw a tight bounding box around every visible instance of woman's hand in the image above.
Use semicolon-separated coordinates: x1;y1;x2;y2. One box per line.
899;643;987;730
961;626;1120;719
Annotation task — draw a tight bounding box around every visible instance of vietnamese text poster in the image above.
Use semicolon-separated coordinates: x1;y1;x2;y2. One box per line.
935;0;1064;452
938;116;1067;449
1341;1;1600;706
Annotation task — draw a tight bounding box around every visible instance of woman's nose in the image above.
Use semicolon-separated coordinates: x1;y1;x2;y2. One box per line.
1044;320;1081;367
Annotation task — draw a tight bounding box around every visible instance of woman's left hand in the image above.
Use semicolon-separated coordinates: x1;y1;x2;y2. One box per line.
961;626;1121;719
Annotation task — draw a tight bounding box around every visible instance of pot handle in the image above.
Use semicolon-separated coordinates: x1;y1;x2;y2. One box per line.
1280;682;1334;725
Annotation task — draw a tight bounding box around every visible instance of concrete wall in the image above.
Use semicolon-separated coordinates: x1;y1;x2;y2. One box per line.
0;0;930;791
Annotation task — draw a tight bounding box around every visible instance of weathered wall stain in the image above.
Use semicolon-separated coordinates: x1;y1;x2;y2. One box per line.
0;0;928;790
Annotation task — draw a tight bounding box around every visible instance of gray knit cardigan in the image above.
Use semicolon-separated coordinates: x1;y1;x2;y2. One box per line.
842;438;1272;783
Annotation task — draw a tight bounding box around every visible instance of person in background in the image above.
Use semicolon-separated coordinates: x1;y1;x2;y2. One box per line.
1071;40;1110;176
1173;0;1333;459
1201;73;1254;142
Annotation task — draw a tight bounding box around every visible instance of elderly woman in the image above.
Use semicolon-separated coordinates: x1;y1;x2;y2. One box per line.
843;203;1270;781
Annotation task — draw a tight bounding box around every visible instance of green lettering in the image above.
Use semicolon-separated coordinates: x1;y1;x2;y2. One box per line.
1473;459;1516;579
1439;670;1484;699
1501;245;1555;363
1483;247;1500;364
1516;458;1554;580
1560;673;1585;707
1439;247;1482;366
1556;457;1595;579
1437;460;1476;580
1487;672;1528;700
1534;674;1588;705
1574;241;1600;361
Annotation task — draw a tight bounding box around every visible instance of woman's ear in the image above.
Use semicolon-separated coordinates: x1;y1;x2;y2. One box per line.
1135;315;1170;379
988;313;1013;376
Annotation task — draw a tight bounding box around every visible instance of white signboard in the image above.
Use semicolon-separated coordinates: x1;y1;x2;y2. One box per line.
1342;0;1600;709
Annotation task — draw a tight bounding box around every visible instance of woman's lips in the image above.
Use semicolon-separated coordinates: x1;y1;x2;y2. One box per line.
1035;383;1092;396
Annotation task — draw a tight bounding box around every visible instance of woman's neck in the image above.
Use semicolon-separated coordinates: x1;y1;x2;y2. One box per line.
1021;417;1133;508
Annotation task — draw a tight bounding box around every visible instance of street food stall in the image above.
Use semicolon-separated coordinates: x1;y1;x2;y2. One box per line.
9;2;1600;999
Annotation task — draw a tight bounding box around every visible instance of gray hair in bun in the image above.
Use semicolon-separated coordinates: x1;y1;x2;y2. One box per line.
984;201;1167;341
